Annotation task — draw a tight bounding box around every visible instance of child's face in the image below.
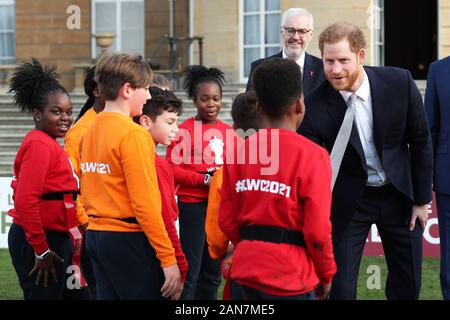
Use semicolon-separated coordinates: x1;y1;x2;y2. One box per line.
33;91;73;139
129;86;151;117
193;82;221;123
144;110;179;146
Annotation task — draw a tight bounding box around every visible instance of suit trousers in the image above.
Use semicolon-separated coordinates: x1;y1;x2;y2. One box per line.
436;192;450;300
329;184;423;300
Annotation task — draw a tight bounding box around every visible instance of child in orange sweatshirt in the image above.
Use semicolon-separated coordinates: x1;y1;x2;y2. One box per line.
80;53;181;300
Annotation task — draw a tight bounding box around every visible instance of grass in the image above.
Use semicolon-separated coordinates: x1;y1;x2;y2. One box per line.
357;256;441;299
0;249;22;300
0;249;442;300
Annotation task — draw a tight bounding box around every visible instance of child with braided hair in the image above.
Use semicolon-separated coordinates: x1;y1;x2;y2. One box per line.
7;58;89;299
166;65;233;299
64;65;105;298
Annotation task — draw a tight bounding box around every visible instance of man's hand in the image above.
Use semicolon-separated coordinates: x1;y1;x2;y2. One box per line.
315;282;331;300
28;250;64;287
161;264;181;299
409;204;429;231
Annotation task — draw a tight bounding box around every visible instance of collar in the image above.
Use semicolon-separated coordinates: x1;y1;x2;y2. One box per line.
339;68;370;103
282;49;306;70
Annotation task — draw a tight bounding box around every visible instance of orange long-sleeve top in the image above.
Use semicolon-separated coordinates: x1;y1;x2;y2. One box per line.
80;112;176;268
64;108;98;226
205;168;229;260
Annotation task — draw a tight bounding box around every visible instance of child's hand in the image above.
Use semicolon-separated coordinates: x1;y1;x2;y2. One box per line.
315;282;331;300
161;264;181;298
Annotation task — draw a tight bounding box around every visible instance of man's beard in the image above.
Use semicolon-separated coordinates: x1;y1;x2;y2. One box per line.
326;68;361;91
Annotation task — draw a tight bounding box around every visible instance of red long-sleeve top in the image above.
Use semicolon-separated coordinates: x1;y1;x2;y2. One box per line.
218;129;336;296
8;130;79;254
165;117;233;202
156;155;188;282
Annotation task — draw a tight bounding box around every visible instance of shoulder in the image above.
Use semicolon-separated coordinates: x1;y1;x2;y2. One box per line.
291;132;329;159
306;52;322;64
365;66;411;80
155;156;173;181
429;56;450;74
178;117;194;129
20;130;55;156
251;51;282;68
305;80;331;107
216;120;233;130
364;66;417;92
156;155;170;170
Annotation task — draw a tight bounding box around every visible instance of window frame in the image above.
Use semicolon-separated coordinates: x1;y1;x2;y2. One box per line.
372;0;384;66
0;0;15;64
239;0;281;83
91;0;145;59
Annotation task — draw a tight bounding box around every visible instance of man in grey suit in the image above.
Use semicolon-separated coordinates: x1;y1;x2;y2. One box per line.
246;8;324;95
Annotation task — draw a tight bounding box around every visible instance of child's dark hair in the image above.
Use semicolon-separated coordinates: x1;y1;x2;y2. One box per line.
133;86;182;123
75;66;96;122
8;58;69;113
252;58;302;119
183;65;225;99
231;91;264;132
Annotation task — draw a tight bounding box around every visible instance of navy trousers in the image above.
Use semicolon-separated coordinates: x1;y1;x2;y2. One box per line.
178;201;221;300
8;223;91;300
85;230;165;300
241;285;315;300
436;193;450;300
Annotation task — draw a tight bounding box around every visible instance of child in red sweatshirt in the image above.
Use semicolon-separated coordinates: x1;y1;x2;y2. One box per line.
219;58;336;300
8;58;89;300
166;65;233;299
133;86;188;299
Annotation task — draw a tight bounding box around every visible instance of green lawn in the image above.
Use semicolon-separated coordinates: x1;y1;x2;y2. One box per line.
0;249;22;300
0;249;442;300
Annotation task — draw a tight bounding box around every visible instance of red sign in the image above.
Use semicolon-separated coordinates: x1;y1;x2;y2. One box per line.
364;193;440;257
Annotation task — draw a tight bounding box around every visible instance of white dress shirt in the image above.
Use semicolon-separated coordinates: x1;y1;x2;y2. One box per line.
282;49;305;75
339;70;388;186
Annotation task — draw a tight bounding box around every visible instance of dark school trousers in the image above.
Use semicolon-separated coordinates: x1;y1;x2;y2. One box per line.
85;230;165;300
241;285;315;300
80;235;97;299
329;184;423;300
178;201;221;300
8;223;91;300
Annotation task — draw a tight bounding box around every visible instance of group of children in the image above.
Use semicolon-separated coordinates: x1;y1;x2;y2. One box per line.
7;53;336;300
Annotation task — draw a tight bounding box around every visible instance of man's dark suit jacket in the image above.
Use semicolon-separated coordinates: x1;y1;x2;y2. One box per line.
245;51;325;95
424;56;450;195
299;66;433;241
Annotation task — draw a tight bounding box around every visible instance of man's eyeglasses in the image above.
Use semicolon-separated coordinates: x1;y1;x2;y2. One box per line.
283;26;312;37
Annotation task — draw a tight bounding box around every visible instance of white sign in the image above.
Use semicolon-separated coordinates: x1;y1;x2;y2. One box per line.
0;177;14;248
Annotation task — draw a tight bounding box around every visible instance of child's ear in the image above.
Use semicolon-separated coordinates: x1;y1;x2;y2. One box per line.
120;83;133;99
93;86;101;99
32;108;42;123
139;115;152;130
295;94;305;115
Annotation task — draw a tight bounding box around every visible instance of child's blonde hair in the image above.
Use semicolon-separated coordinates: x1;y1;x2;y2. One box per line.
95;53;153;101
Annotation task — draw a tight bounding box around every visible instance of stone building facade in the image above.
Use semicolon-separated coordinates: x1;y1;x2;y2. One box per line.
1;0;450;91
